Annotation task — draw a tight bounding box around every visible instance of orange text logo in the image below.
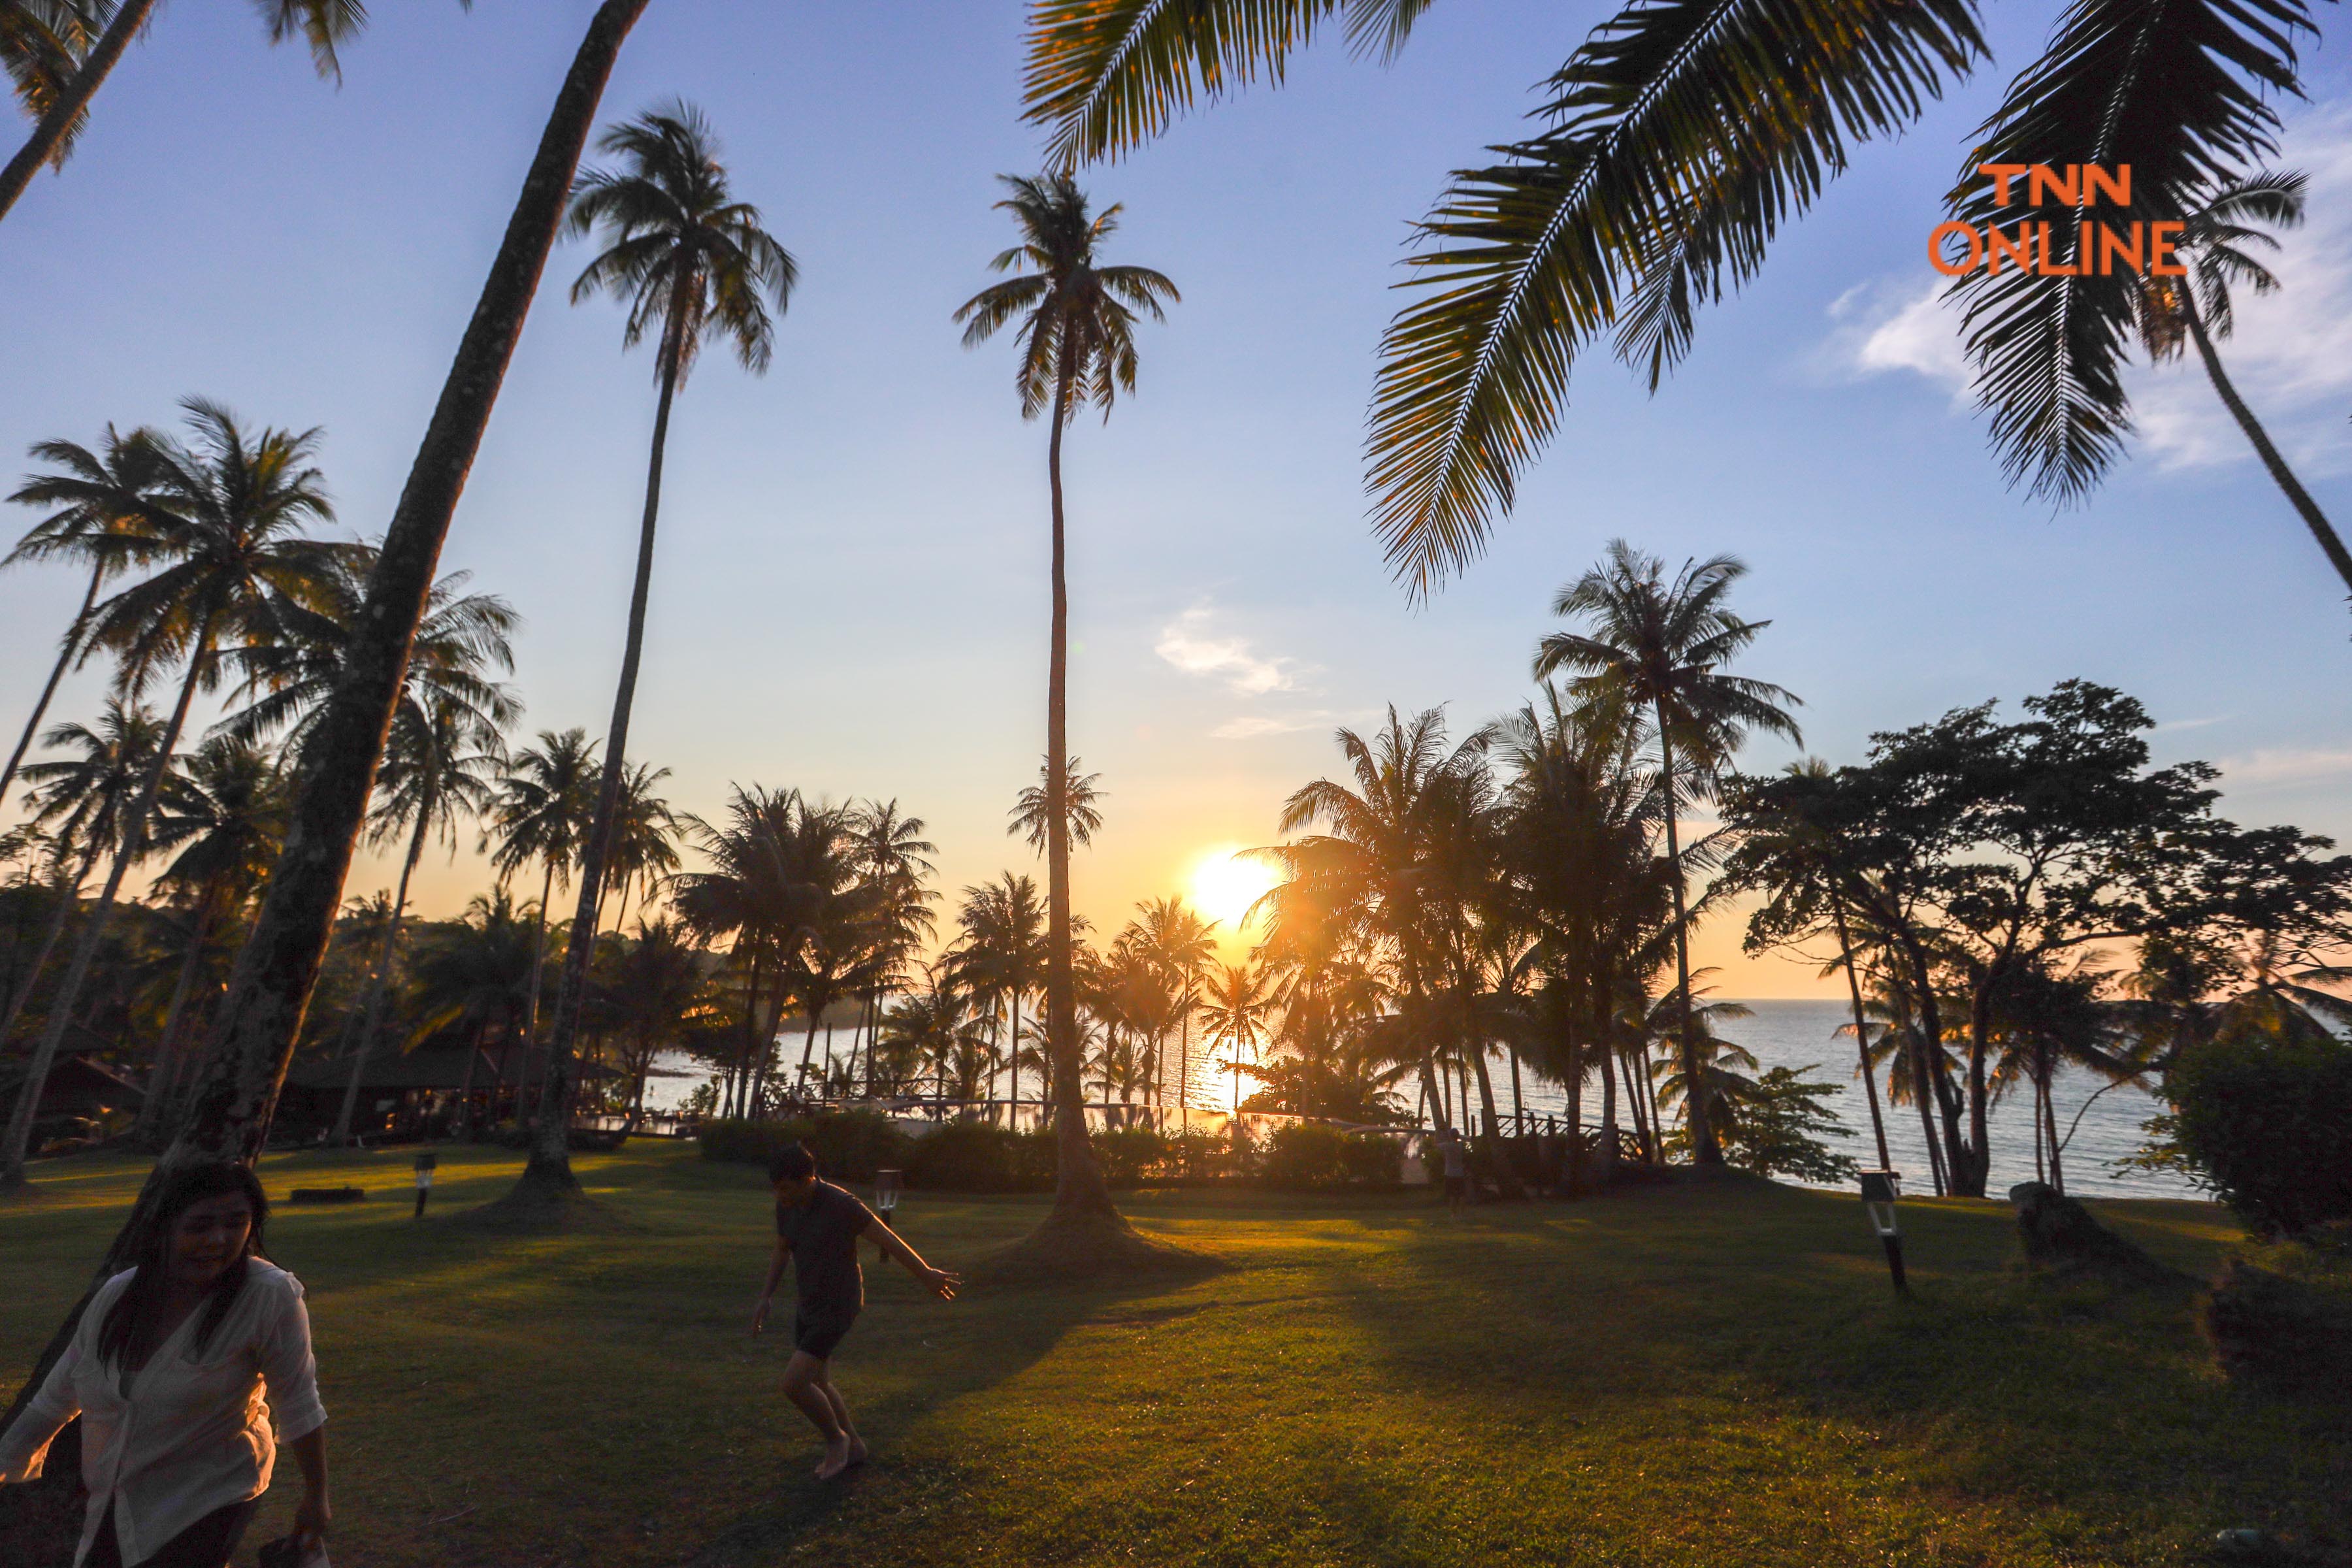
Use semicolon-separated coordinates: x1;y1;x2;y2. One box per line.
1929;165;2185;278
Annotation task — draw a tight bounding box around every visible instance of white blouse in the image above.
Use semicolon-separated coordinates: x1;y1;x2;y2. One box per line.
0;1259;327;1567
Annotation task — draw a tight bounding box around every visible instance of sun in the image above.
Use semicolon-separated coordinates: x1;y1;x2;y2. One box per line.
1187;845;1279;935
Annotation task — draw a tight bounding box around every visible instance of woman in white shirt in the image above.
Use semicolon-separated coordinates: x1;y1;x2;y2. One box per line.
0;1160;331;1567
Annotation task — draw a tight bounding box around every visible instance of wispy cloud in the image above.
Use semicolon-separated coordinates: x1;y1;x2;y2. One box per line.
1209;710;1357;741
1825;102;2352;477
1154;604;1307;697
2216;746;2352;788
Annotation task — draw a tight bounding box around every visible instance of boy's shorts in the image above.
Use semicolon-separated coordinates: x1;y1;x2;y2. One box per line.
794;1311;857;1360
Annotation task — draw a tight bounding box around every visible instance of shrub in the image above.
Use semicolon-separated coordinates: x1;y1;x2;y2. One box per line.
1262;1122;1403;1191
1163;1128;1225;1181
901;1120;1052;1194
2163;1019;2352;1235
696;1112;908;1182
1094;1126;1171;1188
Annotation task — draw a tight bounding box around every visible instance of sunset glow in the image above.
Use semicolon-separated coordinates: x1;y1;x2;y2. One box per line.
1186;846;1279;938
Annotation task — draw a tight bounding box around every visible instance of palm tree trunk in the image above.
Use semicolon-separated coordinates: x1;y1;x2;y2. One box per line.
0;561;103;816
2182;292;2352;596
1596;1017;1620;1174
1909;1036;1948;1196
512;858;555;1121
519;267;687;1205
1654;714;1719;1164
158;0;649;1199
1041;360;1117;1228
133;895;216;1144
2042;1061;2066;1196
1831;903;1893;1171
0;0;160;226
332;816;427;1145
1009;990;1021;1126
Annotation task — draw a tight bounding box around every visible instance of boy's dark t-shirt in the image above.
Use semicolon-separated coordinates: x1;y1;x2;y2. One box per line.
776;1180;877;1324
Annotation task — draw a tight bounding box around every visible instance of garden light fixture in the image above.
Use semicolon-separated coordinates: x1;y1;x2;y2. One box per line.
1860;1169;1906;1293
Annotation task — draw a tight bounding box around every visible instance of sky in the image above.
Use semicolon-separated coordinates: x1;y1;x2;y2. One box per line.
3;1;2349;998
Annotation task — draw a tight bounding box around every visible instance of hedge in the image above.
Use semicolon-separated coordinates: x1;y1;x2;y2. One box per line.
2165;1021;2352;1235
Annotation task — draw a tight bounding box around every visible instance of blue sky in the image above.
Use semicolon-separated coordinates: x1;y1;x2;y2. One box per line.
3;1;2349;994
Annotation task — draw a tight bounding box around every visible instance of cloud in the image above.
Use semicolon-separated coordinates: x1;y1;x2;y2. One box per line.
1154;604;1306;696
2215;746;2352;788
1209;711;1353;741
1825;101;2352;476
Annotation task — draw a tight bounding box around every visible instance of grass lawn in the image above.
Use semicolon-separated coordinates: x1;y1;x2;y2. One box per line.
2;1141;2344;1567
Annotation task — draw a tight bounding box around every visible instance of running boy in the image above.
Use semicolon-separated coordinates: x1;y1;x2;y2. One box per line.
751;1142;959;1479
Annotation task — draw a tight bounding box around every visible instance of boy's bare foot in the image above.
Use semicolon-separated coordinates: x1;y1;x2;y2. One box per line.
815;1436;853;1480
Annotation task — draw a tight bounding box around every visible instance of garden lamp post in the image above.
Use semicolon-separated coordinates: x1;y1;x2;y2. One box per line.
874;1168;902;1219
413;1151;438;1219
1860;1169;1905;1292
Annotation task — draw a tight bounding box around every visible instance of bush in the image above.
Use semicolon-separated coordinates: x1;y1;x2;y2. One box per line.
901;1120;1054;1194
1094;1126;1171;1188
2163;1020;2352;1235
1261;1122;1403;1191
697;1112;908;1182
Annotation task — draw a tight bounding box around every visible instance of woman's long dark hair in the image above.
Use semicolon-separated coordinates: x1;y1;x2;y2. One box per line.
97;1161;270;1371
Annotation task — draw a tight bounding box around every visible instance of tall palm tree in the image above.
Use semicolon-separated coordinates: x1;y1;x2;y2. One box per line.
2131;172;2347;594
1025;0;2318;600
1535;542;1800;1165
2;423;156;815
482;728;598;1090
2;401;338;1188
847;798;938;1093
1130;894;1217;1126
1007;753;1105;854
331;685;510;1144
0;0;452;226
133;733;284;1141
672;785;800;1119
0;699;160;1053
956;171;1177;1239
587;916;710;1124
593;760;679;938
1199;958;1275;1119
948;873;1048;1122
521;101;794;1207
1;1;99;158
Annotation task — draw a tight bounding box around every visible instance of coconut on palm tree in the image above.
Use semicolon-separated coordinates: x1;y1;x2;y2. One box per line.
510;99;794;1212
956;172;1177;1256
1534;542;1800;1166
1;400;340;1188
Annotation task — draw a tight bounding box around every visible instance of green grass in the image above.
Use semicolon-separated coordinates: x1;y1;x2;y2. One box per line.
2;1142;2342;1567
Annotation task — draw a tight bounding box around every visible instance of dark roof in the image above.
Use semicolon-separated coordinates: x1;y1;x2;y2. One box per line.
0;1051;144;1104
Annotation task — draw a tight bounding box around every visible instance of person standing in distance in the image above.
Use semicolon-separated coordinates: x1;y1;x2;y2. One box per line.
751;1142;958;1479
0;1162;330;1567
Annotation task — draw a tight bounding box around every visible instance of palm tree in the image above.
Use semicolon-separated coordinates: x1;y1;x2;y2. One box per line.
0;0;439;227
404;888;538;1128
331;685;509;1144
1199;958;1275;1119
1026;0;2319;599
588;917;710;1124
947;873;1048;1121
1008;754;1105;854
956;172;1176;1241
847;799;938;1094
0;700;161;1054
1130;895;1217;1126
171;0;650;1183
480;728;598;1081
1;401;338;1188
2130;173;2348;595
1;1;98;156
2;423;156;815
593;760;680;938
1535;542;1800;1165
672;785;799;1119
133;734;284;1141
1254;707;1490;1137
519;100;794;1207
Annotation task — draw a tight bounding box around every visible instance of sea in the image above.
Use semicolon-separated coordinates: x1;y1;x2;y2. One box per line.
640;997;2203;1200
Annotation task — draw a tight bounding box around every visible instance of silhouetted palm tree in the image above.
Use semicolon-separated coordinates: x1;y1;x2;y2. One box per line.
3;401;338;1187
331;686;509;1143
523;100;794;1205
956;172;1176;1239
1200;958;1274;1119
1535;542;1800;1164
1008;753;1105;854
1130;894;1216;1124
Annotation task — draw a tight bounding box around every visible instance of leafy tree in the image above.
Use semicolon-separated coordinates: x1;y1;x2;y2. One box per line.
522;99;794;1209
1535;542;1800;1164
957;171;1177;1248
1710;1066;1860;1186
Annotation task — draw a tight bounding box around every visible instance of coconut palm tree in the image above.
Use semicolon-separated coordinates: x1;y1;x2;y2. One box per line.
1535;542;1800;1165
1;1;98;153
2;423;158;815
519;99;795;1206
671;785;799;1119
1;401;339;1188
956;171;1177;1244
1130;895;1217;1125
847;798;938;1093
1200;958;1275;1119
1026;0;2318;598
1008;753;1105;854
0;700;161;1054
947;873;1049;1122
2129;172;2347;595
480;727;597;1076
172;0;649;1186
331;685;509;1144
593;760;680;938
133;733;284;1141
587;916;710;1123
0;0;451;227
